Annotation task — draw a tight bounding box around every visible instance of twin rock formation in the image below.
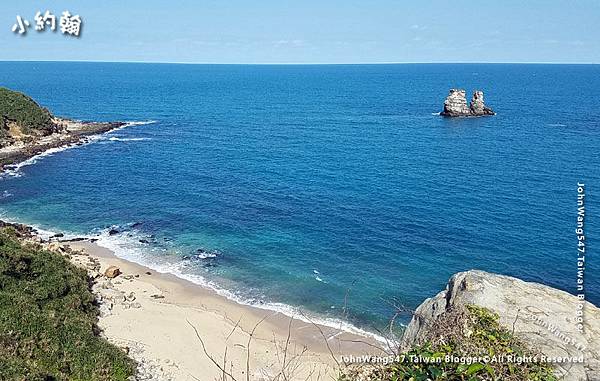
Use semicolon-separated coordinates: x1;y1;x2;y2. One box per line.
441;89;495;117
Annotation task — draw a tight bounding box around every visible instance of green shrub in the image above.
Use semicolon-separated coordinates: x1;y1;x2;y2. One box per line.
0;228;135;380
342;305;557;381
0;87;54;134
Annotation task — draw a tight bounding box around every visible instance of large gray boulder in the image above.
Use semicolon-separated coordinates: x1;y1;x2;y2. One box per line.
441;89;495;117
401;270;599;381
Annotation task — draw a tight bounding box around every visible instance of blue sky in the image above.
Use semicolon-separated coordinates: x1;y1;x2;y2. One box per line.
2;0;599;63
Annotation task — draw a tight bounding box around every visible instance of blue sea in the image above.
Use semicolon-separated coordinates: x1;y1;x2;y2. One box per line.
1;62;598;335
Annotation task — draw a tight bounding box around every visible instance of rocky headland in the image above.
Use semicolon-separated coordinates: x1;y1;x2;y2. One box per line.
440;89;495;117
0;87;125;171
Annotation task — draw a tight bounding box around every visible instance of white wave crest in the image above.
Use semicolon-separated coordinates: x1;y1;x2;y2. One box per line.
1;142;89;178
0;213;83;241
124;120;157;126
195;250;219;259
109;120;157;132
108;137;152;142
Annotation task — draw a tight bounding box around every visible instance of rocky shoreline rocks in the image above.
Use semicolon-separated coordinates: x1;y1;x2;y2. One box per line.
440;89;495;117
0;117;126;171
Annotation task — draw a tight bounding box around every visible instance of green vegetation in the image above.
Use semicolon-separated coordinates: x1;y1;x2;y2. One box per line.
0;87;54;134
342;305;557;381
0;227;135;380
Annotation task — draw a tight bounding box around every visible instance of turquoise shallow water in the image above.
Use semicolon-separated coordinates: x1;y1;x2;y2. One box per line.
0;62;598;333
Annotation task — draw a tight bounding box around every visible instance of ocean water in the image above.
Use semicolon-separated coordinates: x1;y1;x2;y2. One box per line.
0;62;598;335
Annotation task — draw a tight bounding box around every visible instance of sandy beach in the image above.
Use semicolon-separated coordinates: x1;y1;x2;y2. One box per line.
53;239;383;381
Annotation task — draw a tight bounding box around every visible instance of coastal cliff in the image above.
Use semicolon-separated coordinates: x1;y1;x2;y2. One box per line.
402;270;599;380
0;87;55;137
441;89;495;117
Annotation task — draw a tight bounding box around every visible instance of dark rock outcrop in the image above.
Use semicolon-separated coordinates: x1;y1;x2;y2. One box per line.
0;220;37;238
441;89;495;117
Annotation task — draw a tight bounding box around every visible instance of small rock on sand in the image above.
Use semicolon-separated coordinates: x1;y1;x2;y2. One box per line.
104;265;121;278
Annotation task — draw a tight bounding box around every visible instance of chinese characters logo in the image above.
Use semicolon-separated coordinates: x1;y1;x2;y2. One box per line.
12;10;82;36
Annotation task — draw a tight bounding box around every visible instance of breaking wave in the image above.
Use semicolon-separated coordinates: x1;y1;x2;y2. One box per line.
90;225;390;344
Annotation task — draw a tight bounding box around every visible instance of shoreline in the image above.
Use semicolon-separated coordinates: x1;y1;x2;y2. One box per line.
0;117;128;172
0;211;389;344
74;239;377;358
4;221;383;380
92;225;391;343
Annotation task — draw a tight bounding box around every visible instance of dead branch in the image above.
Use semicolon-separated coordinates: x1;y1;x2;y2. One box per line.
298;311;341;369
246;313;272;381
222;346;228;381
186;319;239;381
282;315;294;381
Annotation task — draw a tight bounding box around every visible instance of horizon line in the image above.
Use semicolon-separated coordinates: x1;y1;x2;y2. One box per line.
0;59;598;65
